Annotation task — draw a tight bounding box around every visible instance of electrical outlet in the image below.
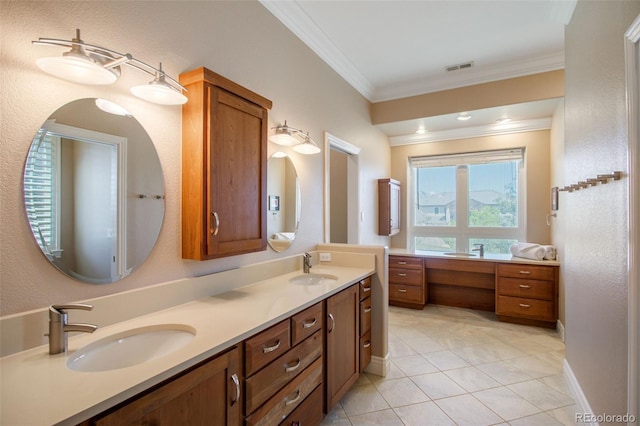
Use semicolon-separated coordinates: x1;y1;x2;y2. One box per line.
319;252;332;262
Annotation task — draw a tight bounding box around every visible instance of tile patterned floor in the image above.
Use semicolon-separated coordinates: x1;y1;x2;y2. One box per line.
321;305;578;426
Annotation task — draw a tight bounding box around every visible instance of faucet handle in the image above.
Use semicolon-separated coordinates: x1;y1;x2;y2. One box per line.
49;304;93;320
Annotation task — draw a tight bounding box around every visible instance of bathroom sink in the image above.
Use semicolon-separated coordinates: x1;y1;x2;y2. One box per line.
66;324;196;372
289;273;338;286
443;252;477;257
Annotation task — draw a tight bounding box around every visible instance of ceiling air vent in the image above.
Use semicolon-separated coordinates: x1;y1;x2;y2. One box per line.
445;61;474;72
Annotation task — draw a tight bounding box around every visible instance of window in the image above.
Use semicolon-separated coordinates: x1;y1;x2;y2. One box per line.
409;149;525;255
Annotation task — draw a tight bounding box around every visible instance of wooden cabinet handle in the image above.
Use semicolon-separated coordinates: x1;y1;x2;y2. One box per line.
398;273;407;277
362;286;371;292
518;270;531;275
285;358;301;373
328;313;335;333
302;318;317;328
519;303;531;308
262;339;281;353
397;261;407;265
210;212;220;235
363;341;371;348
230;373;240;405
363;307;372;313
519;284;531;289
284;389;302;406
398;288;407;293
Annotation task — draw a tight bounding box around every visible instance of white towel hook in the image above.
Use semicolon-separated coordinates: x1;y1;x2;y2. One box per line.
546;213;557;226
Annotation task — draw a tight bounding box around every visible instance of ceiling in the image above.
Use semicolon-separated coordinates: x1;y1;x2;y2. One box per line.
259;0;577;142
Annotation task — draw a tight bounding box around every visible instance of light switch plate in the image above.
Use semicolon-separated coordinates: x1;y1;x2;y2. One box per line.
319;252;332;262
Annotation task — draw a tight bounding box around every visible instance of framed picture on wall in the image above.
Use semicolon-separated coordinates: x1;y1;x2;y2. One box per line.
269;195;280;211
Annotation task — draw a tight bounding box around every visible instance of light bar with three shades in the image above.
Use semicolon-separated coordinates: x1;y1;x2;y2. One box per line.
32;29;187;106
269;121;321;155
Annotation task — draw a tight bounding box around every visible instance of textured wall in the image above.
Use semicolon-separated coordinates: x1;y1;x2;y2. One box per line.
564;0;639;416
0;1;390;316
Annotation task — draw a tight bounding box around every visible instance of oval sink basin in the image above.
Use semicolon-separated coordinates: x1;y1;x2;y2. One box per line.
67;324;195;372
289;273;338;285
443;252;477;257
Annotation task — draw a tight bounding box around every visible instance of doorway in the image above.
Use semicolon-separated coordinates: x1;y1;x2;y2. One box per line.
324;132;361;244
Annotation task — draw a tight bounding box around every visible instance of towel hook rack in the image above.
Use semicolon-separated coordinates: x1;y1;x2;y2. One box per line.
558;171;623;194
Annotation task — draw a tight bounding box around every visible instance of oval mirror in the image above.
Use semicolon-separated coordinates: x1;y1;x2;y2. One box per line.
267;153;300;252
23;98;165;284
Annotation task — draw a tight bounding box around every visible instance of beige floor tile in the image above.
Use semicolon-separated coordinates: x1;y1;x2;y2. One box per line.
321;403;352;426
508;379;575;411
410;371;467;400
340;383;390;416
405;337;447;354
392;354;439;376
509;412;565;426
422;350;471;371
444;366;502;392
472;386;540;420
348;408;404;425
393;401;456;426
547;404;580;425
505;354;562;379
435;394;504;425
452;344;504;365
374;377;430;407
388;340;418;358
476;360;533;385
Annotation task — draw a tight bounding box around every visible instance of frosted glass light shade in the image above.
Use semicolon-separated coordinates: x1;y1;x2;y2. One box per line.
293;141;321;155
36;54;118;85
269;133;298;146
130;81;187;105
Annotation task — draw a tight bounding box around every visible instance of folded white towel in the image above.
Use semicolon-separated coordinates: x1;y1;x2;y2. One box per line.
542;245;557;260
510;243;546;260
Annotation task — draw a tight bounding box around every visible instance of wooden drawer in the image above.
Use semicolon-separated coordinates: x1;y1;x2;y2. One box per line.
291;302;323;346
389;267;423;286
279;384;323;426
360;331;371;373
246;357;323;426
245;320;291;376
497;263;556;281
389;255;423;269
360;298;372;336
359;275;372;300
497;295;555;322
245;331;322;415
389;283;424;304
497;278;554;300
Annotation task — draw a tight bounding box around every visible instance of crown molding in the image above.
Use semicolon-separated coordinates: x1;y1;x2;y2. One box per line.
389;118;553;146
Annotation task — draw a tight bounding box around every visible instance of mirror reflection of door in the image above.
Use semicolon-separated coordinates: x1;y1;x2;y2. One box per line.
329;149;348;243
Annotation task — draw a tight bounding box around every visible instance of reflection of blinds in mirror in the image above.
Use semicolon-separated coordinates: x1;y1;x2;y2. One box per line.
24;131;60;259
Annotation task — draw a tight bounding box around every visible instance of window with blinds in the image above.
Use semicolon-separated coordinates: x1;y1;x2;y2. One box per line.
23;130;61;259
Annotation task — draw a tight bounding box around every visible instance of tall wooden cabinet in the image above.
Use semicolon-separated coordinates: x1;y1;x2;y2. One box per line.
180;67;272;260
378;178;401;236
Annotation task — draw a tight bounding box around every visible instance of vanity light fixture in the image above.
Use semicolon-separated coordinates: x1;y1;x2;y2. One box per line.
95;98;131;117
271;151;288;158
32;29;187;105
457;113;471;121
269;121;320;154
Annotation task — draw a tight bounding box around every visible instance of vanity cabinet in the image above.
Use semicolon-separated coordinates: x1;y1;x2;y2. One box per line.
244;303;324;426
326;284;360;411
90;346;241;426
180;67;272;260
359;276;372;373
496;263;558;328
388;255;426;309
378;178;401;236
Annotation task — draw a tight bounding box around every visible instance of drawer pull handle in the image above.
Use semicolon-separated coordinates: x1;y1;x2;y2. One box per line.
230;373;240;404
284;390;302;406
363;286;371;292
519;303;531;308
398;288;407;293
262;339;281;354
519;284;531;289
328;313;335;333
363;307;372;313
519;270;531;275
302;318;317;328
397;261;407;265
285;358;301;373
363;341;371;348
398;273;407;277
210;212;220;236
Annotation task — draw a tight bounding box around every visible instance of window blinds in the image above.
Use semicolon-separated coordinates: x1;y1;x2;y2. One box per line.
410;148;525;168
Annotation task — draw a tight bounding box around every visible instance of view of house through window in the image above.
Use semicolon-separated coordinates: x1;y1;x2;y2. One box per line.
410;149;524;255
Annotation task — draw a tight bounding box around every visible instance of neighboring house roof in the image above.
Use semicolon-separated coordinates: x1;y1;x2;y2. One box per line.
419;190;502;207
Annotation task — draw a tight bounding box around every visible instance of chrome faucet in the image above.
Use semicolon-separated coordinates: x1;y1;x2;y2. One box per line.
472;243;485;257
48;304;98;354
303;252;312;274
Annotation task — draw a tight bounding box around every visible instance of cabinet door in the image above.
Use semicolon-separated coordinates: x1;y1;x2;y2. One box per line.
326;285;359;411
378;179;401;236
95;347;241;426
208;87;267;258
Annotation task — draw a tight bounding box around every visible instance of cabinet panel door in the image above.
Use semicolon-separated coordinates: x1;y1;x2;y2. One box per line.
208;87;267;258
326;285;359;411
96;347;241;426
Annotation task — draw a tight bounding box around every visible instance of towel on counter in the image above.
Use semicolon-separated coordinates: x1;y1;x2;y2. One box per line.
509;242;555;261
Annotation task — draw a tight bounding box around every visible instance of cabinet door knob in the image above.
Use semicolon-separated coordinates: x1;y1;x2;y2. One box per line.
397;261;407;265
363;341;371;349
363;307;372;313
398;288;407;293
518;270;531;275
210;212;220;235
398;273;407;277
519;303;531;308
302;318;317;329
230;373;240;405
284;389;302;406
519;284;531;289
328;313;335;333
285;358;301;373
262;339;281;353
362;286;371;293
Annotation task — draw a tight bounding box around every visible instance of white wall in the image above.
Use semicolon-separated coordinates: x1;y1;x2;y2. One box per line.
0;1;390;316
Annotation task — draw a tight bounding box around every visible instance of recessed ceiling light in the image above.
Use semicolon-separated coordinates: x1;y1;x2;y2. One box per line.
457;113;471;121
496;117;511;124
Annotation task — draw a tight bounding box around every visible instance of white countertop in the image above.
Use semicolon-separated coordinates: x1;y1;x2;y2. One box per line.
0;265;374;426
389;248;560;266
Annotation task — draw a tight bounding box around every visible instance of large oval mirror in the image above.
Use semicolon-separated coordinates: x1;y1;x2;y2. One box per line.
267;153;300;252
23;98;165;284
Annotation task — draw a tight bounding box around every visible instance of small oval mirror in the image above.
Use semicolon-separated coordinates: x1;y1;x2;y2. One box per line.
267;153;300;252
23;98;164;284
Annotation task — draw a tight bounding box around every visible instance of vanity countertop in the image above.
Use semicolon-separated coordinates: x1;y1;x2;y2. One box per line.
389;248;560;266
0;264;374;426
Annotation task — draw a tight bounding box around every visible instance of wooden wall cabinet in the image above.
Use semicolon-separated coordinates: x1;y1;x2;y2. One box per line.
378;178;401;236
91;347;241;426
180;67;272;260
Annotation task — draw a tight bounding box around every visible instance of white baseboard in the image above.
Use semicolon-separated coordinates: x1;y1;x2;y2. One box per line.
564;358;598;425
364;354;390;377
557;319;565;342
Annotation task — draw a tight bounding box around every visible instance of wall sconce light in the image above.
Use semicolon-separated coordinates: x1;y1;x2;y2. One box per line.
269;121;320;155
32;29;187;105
